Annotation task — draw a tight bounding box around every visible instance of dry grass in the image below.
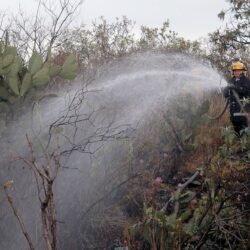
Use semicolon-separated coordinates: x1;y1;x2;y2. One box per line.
182;92;230;174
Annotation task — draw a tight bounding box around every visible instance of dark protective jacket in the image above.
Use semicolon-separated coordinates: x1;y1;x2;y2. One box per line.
224;75;250;120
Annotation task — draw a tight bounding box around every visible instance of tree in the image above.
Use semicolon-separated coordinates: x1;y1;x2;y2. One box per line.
217;0;250;47
208;0;250;74
7;0;83;59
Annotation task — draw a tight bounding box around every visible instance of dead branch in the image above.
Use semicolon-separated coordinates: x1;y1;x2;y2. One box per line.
13;135;62;250
9;0;83;58
3;181;35;250
161;170;200;213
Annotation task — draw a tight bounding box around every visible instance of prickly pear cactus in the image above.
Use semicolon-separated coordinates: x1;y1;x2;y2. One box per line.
59;54;78;80
0;40;78;102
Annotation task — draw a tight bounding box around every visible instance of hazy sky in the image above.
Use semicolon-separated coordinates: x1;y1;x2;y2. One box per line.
1;0;229;40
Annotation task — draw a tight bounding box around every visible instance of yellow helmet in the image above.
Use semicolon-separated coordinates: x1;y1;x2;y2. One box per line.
231;61;246;71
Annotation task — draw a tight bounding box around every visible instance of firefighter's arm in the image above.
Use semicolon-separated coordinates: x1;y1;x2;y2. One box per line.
235;85;247;94
235;79;250;94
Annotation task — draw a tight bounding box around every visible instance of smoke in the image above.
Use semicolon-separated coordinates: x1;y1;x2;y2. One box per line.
0;52;226;249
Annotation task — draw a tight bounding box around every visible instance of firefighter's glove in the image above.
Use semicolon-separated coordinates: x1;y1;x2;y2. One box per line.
228;84;236;90
223;86;231;98
224;85;238;98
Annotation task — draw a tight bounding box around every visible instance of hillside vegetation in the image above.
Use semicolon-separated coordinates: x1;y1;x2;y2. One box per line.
0;1;249;249
80;92;249;249
122;94;250;249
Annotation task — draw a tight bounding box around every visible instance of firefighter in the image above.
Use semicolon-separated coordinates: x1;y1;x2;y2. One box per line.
224;60;250;134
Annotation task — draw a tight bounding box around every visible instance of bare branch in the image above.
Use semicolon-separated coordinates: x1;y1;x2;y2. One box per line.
161;171;200;213
3;183;35;250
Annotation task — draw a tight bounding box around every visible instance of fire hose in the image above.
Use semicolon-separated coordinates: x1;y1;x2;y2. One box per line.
207;88;250;122
207;99;229;120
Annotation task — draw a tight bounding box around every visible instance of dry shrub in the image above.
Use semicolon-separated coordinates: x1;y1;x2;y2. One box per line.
181;92;230;173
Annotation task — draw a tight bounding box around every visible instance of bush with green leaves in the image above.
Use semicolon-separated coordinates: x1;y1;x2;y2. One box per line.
127;127;250;250
208;0;250;76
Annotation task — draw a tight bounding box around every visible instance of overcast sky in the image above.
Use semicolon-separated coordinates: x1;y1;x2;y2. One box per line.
1;0;229;40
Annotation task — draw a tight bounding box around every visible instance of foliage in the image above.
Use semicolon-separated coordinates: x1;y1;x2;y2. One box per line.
54;16;137;66
217;0;250;47
0;0;80;154
126;114;250;250
129;130;250;249
208;0;250;75
1;1;250;249
0;40;77;102
0;0;81;106
55;17;204;68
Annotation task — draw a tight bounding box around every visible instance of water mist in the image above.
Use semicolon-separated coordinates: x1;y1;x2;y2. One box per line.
0;52;226;250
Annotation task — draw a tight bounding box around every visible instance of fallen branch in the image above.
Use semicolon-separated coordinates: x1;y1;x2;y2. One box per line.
161;170;200;213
